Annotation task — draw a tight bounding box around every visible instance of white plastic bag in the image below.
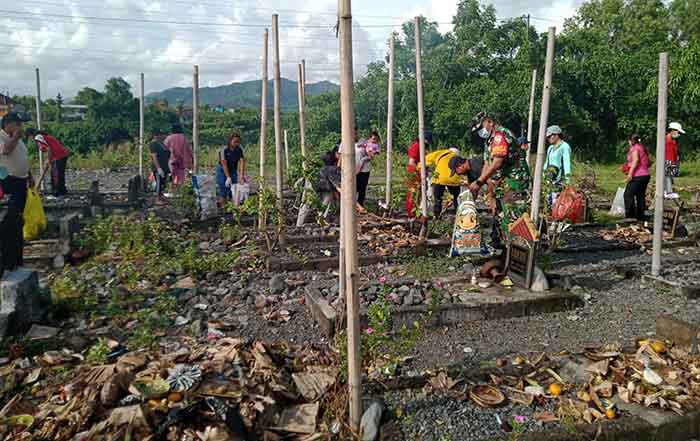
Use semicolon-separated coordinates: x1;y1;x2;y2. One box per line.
609;187;626;217
231;180;250;206
192;174;218;220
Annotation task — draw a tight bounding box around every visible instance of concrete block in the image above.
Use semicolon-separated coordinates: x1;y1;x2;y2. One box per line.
0;268;47;338
656;315;699;354
304;285;337;337
59;212;81;241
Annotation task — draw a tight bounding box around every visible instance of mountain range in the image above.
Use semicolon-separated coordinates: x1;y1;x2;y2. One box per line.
146;78;338;109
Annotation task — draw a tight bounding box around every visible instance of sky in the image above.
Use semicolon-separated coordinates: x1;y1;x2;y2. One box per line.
1;0;583;100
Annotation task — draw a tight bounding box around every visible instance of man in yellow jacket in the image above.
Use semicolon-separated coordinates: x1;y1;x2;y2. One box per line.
420;148;483;218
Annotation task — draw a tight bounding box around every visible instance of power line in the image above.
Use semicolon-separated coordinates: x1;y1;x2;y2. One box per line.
20;0;410;20
0;9;408;29
0;15;388;43
0;25;388;53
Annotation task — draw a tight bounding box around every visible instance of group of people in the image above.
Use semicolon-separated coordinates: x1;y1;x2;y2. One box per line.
621;121;686;221
0;112;75;274
398;114;689;246
315;128;382;215
148;125;194;202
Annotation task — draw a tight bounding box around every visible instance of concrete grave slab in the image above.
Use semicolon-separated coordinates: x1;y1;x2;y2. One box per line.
306;280;582;337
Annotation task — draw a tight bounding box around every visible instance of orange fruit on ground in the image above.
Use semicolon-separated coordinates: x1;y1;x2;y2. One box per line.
548;383;562;396
168;392;183;403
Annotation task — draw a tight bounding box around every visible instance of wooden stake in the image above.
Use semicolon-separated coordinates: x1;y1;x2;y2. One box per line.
415;17;428;226
652;53;669;277
385;35;395;209
34;67;45;191
259;29;269;230
284;129;290;170
272;14;285;242
139;72;145;181
526;68;537;169
193;65;200;174
339;0;361;431
530;27;556;224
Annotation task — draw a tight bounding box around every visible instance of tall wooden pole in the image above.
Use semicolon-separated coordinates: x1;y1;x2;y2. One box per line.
296;60;313;227
34;68;44;191
530;27;556;224
192;65;200;174
284;129;290;170
526;68;537;168
339;0;361;431
258;29;269;230
272;14;285;242
415;17;428;222
652;53;669;277
139;72;145;181
298;62;307;167
385;35;395;209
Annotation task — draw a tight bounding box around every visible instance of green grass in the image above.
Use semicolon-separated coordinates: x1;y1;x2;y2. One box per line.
574;159;700;199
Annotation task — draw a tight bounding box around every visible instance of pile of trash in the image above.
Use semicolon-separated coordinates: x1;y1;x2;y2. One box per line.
0;339;340;440
601;224;653;245
557;340;699;423
422;339;700;427
361;223;420;256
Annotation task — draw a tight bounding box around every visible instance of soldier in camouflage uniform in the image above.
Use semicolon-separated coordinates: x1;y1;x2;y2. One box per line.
468;113;531;248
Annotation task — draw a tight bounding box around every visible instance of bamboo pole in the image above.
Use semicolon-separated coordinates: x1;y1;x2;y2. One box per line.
385;35;395;209
526;68;537;169
530;27;556;224
192;65;200;174
284;129;290;170
272;14;285;243
415;16;428;227
296;60;313;227
34;67;45;191
298;62;307;168
258;29;269;230
339;0;361;431
652;53;669;277
139;72;145;182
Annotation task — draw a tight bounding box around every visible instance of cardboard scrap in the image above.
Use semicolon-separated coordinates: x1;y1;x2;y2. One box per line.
25;325;60;340
272;402;319;434
292;371;337;401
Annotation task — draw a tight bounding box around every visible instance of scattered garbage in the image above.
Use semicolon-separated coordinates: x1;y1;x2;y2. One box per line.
0;339;338;439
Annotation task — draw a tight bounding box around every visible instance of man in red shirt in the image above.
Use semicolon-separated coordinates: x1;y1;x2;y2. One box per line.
26;129;70;196
405;131;431;218
664;122;685;199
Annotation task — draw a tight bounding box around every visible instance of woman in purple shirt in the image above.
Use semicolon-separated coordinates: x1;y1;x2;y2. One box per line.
623;134;651;221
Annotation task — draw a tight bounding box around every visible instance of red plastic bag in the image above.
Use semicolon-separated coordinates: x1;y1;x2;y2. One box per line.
552;187;585;224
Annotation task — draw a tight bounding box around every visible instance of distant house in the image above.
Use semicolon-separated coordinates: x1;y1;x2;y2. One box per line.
62;104;88;121
0;94;25;118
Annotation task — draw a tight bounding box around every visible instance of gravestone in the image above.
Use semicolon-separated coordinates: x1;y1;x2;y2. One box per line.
0;268;48;338
88;180;103;206
128;175;143;204
662;206;681;239
505;237;538;290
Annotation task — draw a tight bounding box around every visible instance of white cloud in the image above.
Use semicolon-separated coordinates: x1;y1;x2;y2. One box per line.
1;0;579;98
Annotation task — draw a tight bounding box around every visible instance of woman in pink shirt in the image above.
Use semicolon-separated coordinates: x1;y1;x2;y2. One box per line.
164;124;194;189
623;134;651;221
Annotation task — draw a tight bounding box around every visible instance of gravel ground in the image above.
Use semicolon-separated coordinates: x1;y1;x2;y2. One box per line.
662;260;700;286
399;246;700;373
384;390;560;441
